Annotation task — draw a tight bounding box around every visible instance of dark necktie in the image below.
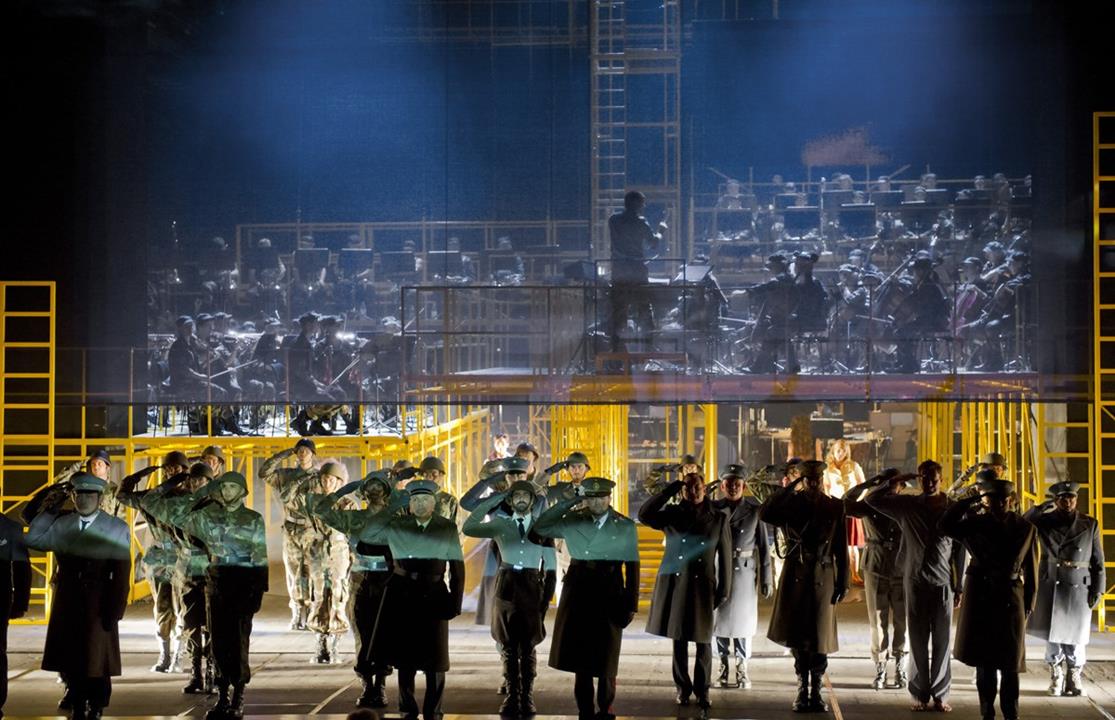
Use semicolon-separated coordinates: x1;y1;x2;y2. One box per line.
517;518;526;540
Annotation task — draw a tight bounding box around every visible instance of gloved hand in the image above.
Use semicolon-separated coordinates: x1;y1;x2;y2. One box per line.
543;461;567;475
761;581;773;599
666;479;686;495
831;588;847;605
42;485;70;512
396;467;420;481
333;480;364;498
1088;592;1100;609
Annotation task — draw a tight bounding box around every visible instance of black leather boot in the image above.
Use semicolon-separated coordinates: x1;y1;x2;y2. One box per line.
152;637;173;673
808;671;828;712
792;674;810;713
228;685;245;719
371;673;388;708
205;684;231;720
183;651;205;694
520;649;538;715
499;649;520;716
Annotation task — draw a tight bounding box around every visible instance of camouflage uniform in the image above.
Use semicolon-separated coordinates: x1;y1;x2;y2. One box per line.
259;448;322;623
305;474;355;641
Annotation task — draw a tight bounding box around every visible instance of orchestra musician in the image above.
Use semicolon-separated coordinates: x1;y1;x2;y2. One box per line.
608;191;666;352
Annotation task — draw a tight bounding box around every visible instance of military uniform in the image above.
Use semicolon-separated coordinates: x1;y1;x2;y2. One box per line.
25;473;131;719
639;480;732;709
259;441;322;628
531;478;639;720
760;462;848;713
866;485;965;708
710;465;772;690
0;512;31;714
360;480;465;719
142;465;216;694
845;473;909;689
165;472;268;720
117;459;187;673
940;478;1037;720
305;461;354;663
459;457;512;629
309;471;398;708
462;474;556;716
1023;481;1105;697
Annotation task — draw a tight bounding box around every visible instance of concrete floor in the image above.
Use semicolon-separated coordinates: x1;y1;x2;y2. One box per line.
5;588;1115;719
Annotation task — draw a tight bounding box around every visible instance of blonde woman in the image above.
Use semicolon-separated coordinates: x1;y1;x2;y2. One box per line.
824;439;866;583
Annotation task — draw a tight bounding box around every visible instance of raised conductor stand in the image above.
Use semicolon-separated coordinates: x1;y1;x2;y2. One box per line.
593;257;716;375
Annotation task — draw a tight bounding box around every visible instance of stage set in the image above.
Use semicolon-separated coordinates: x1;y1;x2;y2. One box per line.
3;1;1115;719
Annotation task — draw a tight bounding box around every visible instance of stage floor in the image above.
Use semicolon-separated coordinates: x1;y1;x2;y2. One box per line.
5;585;1114;719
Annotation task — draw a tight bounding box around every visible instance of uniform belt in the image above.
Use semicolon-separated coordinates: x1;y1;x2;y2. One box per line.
570;559;621;570
1057;560;1089;569
392;567;444;582
733;549;754;558
499;564;543;575
355;562;390;572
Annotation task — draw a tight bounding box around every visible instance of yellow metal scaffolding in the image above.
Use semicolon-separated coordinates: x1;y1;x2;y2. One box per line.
1094;111;1115;630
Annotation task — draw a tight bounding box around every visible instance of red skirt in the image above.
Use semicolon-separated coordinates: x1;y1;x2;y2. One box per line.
846;516;866;548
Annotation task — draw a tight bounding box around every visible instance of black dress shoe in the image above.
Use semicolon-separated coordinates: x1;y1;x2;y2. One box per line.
675;689;691;706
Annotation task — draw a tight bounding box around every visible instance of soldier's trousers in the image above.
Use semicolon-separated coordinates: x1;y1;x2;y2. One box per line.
672;640;712;694
716;636;751;660
792;649;828;675
906;581;953;703
976;667;1019;719
865;571;907;664
178;575;210;657
574;674;616;716
1045;642;1085;667
349;570;391;677
146;572;177;643
308;535;350;635
206;575;256;686
397;669;445;717
282;524;316;611
68;676;112;711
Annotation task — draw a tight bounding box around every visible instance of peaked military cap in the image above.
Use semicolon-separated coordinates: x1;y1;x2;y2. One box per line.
1047;480;1081;498
565;451;591;468
176;315;194;327
70;472;107;492
297;311;321;324
781;457;803;474
581;477;615;497
503;456;531;475
975;469;1014;496
195;313;214;323
799;459;827;477
764;253;789;267
406;479;439;496
720;463;747;480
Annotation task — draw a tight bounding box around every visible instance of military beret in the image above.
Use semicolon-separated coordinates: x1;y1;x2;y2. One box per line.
503;456;531;475
320;461;349;482
419;456;446;474
406;479;439;496
720;463;747;480
581;477;615;497
565;451;591;468
88;449;112;466
294;438;316;454
979;452;1007;469
162;451;190;468
1047;480;1081;498
70;472;107;492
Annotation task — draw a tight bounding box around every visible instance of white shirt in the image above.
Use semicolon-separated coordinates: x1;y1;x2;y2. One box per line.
512;512;532;534
593;512;609;530
79;511;100;531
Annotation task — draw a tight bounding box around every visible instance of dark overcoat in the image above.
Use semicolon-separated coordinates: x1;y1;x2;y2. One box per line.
639;483;732;643
759;486;848;654
940;501;1037;672
1023;507;1103;647
26;510;131;677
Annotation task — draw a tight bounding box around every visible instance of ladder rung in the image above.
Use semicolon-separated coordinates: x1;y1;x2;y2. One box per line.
2;373;50;379
2;342;50;348
1;312;52;318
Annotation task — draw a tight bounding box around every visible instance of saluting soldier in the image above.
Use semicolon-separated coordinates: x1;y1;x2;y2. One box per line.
360;480;465;720
397;457;459;523
642;453;701;497
459;457;513;695
1023;480;1105;697
116;451;190;674
259;438;321;630
939;472;1037;720
759;459;848;714
309;469;397;709
844;468;909;690
24;473;131;720
711;463;772;690
865;460;965;713
639;471;732;715
167;472;268;720
306;461;356;664
530;477;639;720
536;451;592;505
0;507;31;717
462;457;557;717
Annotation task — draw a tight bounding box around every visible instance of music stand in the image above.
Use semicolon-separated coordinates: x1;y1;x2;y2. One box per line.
821;190;854;211
774;193;800;211
838;203;877;238
339;248;374;277
870;190;904;209
924;188;950;206
378;251;417;276
783;207;821;237
672;264;711;285
426;250;463;277
715;209;754;235
293;248;329;279
900;201;937;233
246;245;279;276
